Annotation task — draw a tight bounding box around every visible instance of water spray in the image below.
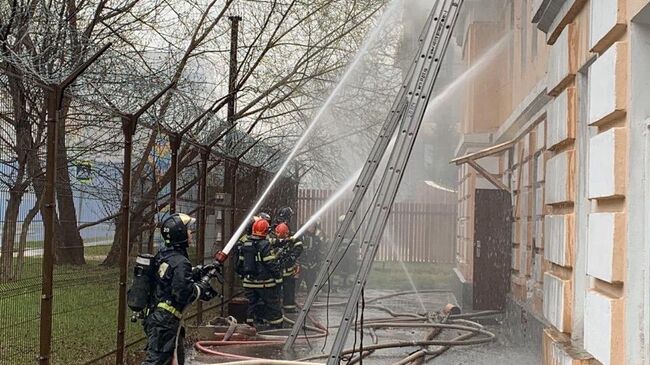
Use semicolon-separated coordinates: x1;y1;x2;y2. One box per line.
423;32;512;118
293;168;363;238
214;0;403;263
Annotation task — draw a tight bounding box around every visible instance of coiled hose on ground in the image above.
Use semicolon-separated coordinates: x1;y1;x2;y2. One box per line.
194;290;498;364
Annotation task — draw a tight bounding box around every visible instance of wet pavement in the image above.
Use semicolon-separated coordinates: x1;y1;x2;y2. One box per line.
187;290;539;364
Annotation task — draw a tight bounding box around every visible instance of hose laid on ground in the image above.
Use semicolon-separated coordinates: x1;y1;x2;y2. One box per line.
391;332;477;365
448;310;501;319
202;360;323;365
307;289;451;309
394;317;483;365
195;290;498;364
364;289;451;305
195;313;330;361
297;322;495;362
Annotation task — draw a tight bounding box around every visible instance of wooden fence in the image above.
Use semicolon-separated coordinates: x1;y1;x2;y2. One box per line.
296;189;456;263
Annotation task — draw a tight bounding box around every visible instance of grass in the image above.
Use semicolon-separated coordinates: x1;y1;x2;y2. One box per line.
24;236;113;249
0;253;454;364
0;249;223;365
0;255;143;365
366;261;454;291
84;244;112;257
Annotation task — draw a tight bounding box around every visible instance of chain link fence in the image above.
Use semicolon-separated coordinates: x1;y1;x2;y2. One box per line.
0;63;298;364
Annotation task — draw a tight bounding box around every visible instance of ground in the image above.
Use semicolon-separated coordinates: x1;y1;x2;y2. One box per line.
1;260;538;364
186;266;539;365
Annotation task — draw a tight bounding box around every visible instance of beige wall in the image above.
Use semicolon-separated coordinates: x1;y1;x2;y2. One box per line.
456;0;650;364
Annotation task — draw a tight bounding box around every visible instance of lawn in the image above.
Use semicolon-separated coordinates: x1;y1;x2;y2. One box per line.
0;248;227;365
366;261;454;291
0;255;143;365
0;253;454;364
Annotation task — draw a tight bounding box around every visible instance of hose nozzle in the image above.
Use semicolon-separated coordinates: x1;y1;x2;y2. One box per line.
214;251;228;263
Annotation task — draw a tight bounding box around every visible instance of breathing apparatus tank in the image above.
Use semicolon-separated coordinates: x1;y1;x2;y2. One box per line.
240;241;258;278
127;253;157;315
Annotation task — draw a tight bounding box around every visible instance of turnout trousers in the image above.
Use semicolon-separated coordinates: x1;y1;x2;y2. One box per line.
297;265;318;293
142;308;185;365
282;276;297;311
244;285;283;327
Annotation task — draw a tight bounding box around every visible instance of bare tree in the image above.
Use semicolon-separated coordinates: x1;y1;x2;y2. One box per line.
0;0;398;273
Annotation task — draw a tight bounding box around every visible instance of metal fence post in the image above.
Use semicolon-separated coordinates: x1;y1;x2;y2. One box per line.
196;149;209;324
36;43;111;365
116;115;136;365
228;15;241;125
221;160;238;307
114;82;174;364
38;84;60;365
169;134;180;213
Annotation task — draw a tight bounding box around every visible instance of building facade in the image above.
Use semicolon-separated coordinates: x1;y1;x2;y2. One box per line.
452;1;650;364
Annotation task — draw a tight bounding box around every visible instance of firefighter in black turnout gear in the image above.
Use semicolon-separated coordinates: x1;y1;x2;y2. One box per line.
297;221;326;292
272;223;303;313
235;219;284;328
336;214;359;290
138;213;218;365
271;206;294;231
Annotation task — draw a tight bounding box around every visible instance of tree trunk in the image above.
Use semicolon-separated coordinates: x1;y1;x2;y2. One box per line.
14;197;41;279
0;190;21;282
102;215;143;266
25;128;65;265
53;99;85;265
102;219;123;267
102;148;199;266
2;66;29;281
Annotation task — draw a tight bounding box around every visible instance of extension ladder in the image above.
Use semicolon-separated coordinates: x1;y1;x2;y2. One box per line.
284;2;464;362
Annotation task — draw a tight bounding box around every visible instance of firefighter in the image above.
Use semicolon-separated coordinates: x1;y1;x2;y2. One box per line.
336;214;359;290
277;207;293;223
298;220;326;293
272;206;294;231
235;219;284;328
142;213;218;365
273;222;303;313
238;212;272;246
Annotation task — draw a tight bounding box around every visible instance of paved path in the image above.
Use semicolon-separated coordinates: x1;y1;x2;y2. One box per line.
16;239;113;258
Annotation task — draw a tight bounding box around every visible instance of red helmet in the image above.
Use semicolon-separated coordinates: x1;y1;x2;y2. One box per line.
275;223;290;239
252;219;270;237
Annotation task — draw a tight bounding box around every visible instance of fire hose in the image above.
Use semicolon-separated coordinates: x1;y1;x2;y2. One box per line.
195;314;329;361
297;323;495;362
194;290;498;364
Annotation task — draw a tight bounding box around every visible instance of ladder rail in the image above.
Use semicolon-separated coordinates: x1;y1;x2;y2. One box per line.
325;1;464;363
283;0;444;350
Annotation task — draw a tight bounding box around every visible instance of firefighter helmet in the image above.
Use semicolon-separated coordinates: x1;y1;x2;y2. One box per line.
275;223;290;238
277;207;294;222
258;212;271;222
245;215;263;235
161;213;196;247
252;219;270;238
